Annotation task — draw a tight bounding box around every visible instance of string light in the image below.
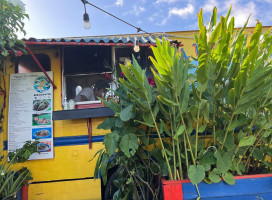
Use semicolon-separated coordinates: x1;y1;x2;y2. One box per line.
134;37;140;52
80;0;148;34
81;0;91;29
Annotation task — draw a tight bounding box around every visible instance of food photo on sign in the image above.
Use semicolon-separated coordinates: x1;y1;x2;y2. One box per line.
37;141;52;152
32;127;52;139
32;113;51;126
33;99;51;111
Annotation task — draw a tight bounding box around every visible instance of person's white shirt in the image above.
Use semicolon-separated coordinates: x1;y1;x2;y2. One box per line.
74;87;95;102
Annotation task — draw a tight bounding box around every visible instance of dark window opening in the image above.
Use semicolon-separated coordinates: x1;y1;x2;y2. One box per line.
64;46;111;75
17;54;51;73
63;46;112;101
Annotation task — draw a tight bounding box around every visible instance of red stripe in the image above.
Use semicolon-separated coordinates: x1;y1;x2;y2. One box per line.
22;184;28;200
24;41;156;46
162;173;272;184
25;45;57;89
88;118;92;149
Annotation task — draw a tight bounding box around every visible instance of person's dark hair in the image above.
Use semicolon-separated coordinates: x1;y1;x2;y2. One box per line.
94;79;109;91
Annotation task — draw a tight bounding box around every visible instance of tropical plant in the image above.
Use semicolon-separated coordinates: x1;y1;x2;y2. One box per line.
93;85;162;200
0;140;39;200
94;6;272;200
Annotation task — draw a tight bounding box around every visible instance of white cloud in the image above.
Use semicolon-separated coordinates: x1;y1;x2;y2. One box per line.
224;1;257;27
148;12;160;23
202;0;219;13
153;17;169;26
160;18;168;25
155;0;179;4
169;4;194;18
148;10;169;26
134;5;145;16
123;5;145;16
115;0;123;7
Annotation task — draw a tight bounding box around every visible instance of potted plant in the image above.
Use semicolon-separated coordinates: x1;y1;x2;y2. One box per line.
0;140;39;200
94;6;272;200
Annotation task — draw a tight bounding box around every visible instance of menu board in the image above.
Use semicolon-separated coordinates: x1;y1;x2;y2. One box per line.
8;72;54;160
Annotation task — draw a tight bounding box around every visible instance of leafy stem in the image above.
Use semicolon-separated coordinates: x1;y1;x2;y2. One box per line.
195;85;203;158
174;90;196;165
237;122;268;166
221;87;246;149
212;87;216;146
245;131;266;173
144;88;173;180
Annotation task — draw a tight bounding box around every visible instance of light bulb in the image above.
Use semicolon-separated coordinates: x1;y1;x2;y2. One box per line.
83;13;91;29
84;21;91;29
134;37;140;52
134;45;140;52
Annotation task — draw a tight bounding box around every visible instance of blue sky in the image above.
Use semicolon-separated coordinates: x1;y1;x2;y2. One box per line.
20;0;272;39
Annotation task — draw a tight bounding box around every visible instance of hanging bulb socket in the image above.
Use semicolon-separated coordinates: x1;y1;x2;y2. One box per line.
83;13;91;29
134;37;140;52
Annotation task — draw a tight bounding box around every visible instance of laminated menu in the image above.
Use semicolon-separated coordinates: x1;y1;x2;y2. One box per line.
8;72;54;160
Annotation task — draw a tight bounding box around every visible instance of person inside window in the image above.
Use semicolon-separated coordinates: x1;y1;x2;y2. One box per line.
74;79;109;102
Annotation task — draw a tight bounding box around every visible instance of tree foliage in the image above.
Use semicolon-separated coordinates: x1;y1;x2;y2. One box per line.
0;0;27;63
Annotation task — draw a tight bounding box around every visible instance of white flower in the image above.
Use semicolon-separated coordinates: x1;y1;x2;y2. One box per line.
7;0;25;11
1;171;4;176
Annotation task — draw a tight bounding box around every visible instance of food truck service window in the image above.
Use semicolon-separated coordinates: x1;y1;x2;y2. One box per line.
62;46;112;107
62;46;154;109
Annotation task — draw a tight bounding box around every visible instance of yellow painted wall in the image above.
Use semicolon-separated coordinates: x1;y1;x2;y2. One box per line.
29;179;101;200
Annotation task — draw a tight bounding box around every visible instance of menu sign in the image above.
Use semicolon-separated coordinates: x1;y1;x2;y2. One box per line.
8;72;54;160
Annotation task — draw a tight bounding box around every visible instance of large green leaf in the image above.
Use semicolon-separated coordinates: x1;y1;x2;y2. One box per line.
209;168;221;183
188;165;205;185
214;150;232;173
100;153;109;185
120;64;142;88
229;117;248;131
198;125;207;133
119;78;145;99
209;22;222;47
157;95;179;106
197;57;208;84
223;172;235;185
181;81;190;112
199;151;216;165
97;118;116;130
120;105;134;121
120;134;139;157
252;148;263;160
249;22;262;52
197;8;204;29
239;135;256;147
143;112;154;125
173;124;185;140
245;66;272;93
103;131;120;155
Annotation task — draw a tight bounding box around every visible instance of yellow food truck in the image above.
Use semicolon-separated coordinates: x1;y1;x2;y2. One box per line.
1;27;267;200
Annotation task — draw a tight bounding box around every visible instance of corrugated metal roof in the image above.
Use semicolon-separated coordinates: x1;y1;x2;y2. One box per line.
23;33;171;46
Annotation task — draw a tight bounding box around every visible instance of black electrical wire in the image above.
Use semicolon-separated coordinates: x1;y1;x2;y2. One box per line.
81;0;150;34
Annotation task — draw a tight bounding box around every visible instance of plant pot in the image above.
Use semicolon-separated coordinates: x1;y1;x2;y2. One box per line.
162;174;272;200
